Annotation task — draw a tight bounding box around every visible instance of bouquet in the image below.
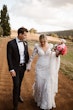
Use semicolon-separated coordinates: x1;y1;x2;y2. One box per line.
56;44;67;55
55;39;67;57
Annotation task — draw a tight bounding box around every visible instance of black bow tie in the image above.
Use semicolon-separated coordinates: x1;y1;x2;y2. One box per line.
18;41;26;46
19;40;24;42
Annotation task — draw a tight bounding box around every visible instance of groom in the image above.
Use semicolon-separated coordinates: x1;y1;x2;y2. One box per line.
7;27;29;110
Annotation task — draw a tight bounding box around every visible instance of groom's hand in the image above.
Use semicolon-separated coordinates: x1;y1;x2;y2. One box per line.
10;70;16;77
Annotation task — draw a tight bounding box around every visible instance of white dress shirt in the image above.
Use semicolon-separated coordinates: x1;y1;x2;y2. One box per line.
16;37;25;64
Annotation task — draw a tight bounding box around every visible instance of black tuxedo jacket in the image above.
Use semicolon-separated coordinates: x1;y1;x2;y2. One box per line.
7;39;29;71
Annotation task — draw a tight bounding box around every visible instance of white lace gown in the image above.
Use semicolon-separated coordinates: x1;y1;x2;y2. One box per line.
27;43;60;110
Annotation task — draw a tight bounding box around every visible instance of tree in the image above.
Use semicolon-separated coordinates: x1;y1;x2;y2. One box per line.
29;28;37;34
0;5;11;36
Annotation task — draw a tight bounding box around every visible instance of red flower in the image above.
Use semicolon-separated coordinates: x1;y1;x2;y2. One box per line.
61;46;67;55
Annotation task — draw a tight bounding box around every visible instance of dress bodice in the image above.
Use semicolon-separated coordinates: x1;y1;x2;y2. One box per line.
27;43;54;72
34;43;53;56
29;43;53;62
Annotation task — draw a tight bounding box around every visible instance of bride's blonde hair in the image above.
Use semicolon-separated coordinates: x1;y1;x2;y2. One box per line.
39;34;47;41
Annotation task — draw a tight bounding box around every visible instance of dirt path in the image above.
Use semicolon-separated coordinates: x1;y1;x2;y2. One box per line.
0;37;73;110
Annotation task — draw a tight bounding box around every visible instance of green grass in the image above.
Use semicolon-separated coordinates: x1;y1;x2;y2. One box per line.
28;40;73;80
60;41;73;80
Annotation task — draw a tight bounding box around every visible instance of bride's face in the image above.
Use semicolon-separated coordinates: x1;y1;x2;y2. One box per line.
40;38;46;47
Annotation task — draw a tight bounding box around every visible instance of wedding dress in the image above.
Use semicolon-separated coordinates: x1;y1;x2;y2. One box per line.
27;43;60;110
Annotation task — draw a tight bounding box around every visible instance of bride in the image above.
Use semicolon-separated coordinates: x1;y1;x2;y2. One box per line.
27;34;60;110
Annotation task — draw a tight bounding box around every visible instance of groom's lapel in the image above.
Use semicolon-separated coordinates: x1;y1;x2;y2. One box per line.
14;39;20;58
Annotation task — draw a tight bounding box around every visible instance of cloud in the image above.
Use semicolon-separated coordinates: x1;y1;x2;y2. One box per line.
9;0;73;29
38;0;73;7
1;0;73;31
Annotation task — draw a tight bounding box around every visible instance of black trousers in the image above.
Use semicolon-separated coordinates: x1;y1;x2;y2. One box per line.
12;64;26;108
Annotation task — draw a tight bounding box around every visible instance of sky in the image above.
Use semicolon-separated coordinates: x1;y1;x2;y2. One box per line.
0;0;73;32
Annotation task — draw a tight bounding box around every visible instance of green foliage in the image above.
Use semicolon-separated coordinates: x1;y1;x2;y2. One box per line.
0;4;11;36
50;33;58;38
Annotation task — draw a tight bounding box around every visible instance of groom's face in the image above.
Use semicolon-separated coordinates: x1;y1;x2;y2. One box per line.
18;32;27;40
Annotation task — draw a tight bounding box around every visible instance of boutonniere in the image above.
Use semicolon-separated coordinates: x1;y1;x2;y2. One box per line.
24;41;27;46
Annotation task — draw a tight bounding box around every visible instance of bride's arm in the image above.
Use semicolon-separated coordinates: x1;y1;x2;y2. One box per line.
26;44;38;70
50;43;61;57
50;44;60;72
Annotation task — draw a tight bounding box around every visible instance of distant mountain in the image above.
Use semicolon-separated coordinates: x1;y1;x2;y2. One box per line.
38;29;73;37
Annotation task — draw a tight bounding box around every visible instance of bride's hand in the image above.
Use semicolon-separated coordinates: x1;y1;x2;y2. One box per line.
26;63;31;71
56;52;61;57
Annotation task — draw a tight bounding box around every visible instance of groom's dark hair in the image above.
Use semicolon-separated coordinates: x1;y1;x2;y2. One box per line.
18;27;28;35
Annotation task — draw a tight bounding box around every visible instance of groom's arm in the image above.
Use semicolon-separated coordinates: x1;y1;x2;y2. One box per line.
7;41;14;71
25;42;29;63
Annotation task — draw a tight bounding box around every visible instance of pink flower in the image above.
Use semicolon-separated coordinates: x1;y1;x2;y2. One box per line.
57;45;63;51
56;44;67;55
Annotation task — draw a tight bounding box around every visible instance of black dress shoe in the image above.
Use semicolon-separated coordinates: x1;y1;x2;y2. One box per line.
18;96;24;103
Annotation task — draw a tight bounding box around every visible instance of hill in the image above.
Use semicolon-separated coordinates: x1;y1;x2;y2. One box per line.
39;29;73;37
